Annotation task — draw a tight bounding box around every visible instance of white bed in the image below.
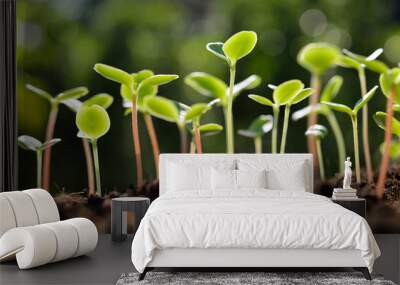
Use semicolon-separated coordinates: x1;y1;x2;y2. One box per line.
131;154;380;280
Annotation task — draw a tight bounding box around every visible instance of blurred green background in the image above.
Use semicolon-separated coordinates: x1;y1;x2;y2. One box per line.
17;0;400;193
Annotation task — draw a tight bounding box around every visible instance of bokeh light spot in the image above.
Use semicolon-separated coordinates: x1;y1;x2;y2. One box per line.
299;9;327;37
384;35;400;63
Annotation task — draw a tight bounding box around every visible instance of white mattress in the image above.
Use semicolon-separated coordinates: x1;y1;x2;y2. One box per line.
131;190;380;273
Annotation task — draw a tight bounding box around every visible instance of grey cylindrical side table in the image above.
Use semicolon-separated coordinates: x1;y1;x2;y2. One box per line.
111;197;150;242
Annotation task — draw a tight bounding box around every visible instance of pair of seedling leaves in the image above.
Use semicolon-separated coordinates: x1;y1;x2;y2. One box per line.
206;31;257;67
321;51;399;125
92;65;219;137
18;136;61;153
20;84;89;152
297;42;386;76
305;124;328;139
146;68;261;135
93;64;178;113
26;83;114;142
145;96;223;136
238;115;273;139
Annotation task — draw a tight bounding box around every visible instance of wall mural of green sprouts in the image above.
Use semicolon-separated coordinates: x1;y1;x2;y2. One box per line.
238;115;273;154
25;84;89;191
206;31;258;153
94;64;178;188
19;27;400;204
18;136;61;188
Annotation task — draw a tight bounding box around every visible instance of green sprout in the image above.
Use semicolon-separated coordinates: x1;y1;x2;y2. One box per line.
94;64;178;188
375;68;400;197
185;72;261;152
374;111;400;161
191;123;223;153
374;111;400;137
305;125;328;180
76;105;111;196
248;80;311;153
144;96;190;153
297;43;340;167
339;48;385;183
18;135;61;188
122;69;170;178
292;76;346;173
238;115;273;153
206;31;258;153
184;103;212;154
63;94;113;195
322;85;378;183
26;84;88;191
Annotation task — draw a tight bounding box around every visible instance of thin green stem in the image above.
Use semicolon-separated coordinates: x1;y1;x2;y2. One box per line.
358;67;373;183
82;138;95;195
351;115;361;183
42;103;59;191
178;124;188;153
190;139;196;153
280;105;291;153
92;139;102;196
130;86;143;189
193;119;202;154
325;111;346;173
254;136;262;153
226;65;236;153
377;86;396;198
316;139;325;180
143;113;160;178
272;105;279;153
308;74;320;170
36;150;42;188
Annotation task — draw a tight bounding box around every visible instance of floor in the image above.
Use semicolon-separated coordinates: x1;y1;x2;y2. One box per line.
1;234;398;285
0;235;134;285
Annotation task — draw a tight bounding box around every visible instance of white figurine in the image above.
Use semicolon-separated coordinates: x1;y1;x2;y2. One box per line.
343;157;352;189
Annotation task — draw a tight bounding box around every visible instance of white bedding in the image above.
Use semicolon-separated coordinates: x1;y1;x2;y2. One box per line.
131;190;380;273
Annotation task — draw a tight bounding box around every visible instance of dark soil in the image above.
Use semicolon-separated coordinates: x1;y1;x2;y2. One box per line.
54;179;159;233
315;166;400;233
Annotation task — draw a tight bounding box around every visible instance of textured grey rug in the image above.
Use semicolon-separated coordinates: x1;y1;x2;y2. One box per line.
116;272;395;285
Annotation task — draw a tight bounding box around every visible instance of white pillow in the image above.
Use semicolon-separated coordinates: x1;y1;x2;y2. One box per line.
237;158;307;191
211;168;236;190
167;162;211;191
266;167;306;191
236;169;267;189
167;159;236;192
